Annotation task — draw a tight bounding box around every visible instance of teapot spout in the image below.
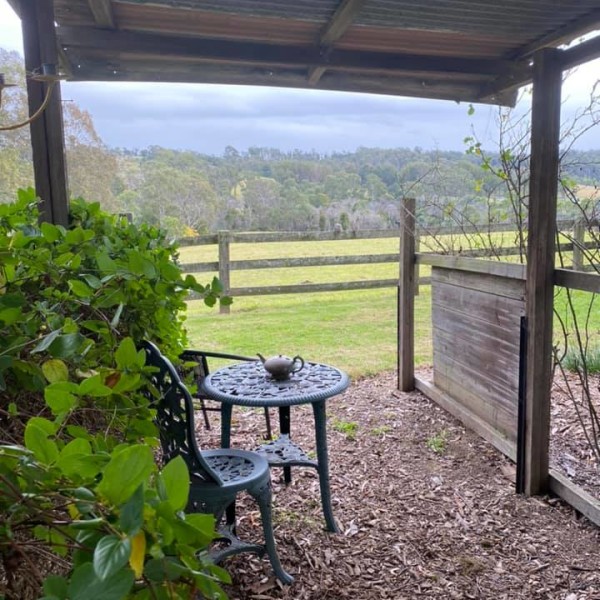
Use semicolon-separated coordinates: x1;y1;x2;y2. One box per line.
256;353;266;364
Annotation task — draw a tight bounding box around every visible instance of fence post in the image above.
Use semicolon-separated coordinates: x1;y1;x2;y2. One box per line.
398;197;416;391
414;232;420;296
572;219;585;271
218;230;231;315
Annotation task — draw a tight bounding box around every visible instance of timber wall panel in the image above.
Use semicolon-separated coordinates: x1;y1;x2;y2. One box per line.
431;266;525;443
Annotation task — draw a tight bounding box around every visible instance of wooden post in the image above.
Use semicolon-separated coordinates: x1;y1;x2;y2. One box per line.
218;230;231;315
572;219;585;271
524;48;562;495
20;0;69;226
398;197;416;391
414;233;420;296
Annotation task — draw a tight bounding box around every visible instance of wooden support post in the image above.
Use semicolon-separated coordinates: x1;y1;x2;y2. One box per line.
572;219;585;271
398;197;416;391
20;0;69;226
524;48;562;496
414;233;420;296
218;230;231;315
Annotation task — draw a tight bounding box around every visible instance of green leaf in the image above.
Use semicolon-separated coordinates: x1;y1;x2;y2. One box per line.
144;557;187;582
0;307;23;326
61;438;92;458
115;337;138;370
96;252;118;273
68;279;93;298
71;518;106;531
210;276;223;294
31;329;62;354
93;535;132;581
24;419;58;464
59;453;108;479
157;517;174;546
25;416;56;435
81;320;110;335
169;517;213;546
119;484;144;536
185;513;215;537
110;303;124;329
78;374;113;397
48;333;86;359
66;425;92;440
81;274;103;289
128;251;157;279
42;575;68;599
68;562;134;600
112;373;141;394
40;222;61;243
160;456;189;512
97;445;155;506
45;385;78;415
42;359;69;383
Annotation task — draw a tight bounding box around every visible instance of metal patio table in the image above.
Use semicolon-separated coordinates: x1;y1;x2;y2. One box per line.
201;360;350;533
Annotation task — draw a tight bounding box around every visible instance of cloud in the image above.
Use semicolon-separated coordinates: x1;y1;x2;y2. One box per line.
63;81;502;154
2;0;598;155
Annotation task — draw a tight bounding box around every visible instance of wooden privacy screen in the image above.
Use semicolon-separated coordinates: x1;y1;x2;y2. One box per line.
431;266;526;444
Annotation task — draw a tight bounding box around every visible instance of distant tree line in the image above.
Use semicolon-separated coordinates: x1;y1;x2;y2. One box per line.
1;48;599;236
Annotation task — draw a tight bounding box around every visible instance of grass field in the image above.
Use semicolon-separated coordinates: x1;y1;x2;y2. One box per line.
187;288;432;380
182;237;599;380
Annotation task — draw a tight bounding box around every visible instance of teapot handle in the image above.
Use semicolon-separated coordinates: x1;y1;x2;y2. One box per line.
291;355;305;373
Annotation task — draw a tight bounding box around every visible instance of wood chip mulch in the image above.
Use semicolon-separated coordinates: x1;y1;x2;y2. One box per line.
199;370;600;600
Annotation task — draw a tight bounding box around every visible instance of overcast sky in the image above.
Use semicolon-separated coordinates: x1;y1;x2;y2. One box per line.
1;1;598;155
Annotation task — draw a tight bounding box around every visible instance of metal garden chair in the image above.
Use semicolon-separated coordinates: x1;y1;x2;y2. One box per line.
179;348;272;438
141;341;293;584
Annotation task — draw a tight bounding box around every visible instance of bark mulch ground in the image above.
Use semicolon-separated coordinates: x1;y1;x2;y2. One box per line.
199;369;600;600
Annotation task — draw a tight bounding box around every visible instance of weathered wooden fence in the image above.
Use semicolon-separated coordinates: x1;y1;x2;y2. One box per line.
178;220;595;313
392;200;600;526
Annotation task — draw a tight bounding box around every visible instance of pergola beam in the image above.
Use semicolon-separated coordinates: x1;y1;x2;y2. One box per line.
308;0;366;85
524;47;562;495
476;64;532;103
561;34;600;71
478;33;600;103
511;8;600;60
86;0;116;29
58;26;522;78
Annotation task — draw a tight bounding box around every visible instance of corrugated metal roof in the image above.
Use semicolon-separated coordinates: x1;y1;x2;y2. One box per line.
45;0;600;105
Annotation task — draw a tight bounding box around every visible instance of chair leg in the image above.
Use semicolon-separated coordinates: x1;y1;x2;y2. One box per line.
225;501;236;534
264;407;272;439
200;398;211;430
252;484;293;584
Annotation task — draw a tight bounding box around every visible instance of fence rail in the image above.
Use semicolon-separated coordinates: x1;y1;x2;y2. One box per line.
179;219;598;312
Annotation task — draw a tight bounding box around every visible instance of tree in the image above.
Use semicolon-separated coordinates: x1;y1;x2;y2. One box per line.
63;103;119;210
0;49;33;201
0;49;119;209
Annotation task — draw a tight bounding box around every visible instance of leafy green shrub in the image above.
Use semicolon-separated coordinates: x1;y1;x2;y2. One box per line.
0;189;229;599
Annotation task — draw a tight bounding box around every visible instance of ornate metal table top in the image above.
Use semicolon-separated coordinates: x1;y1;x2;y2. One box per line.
202;361;350;407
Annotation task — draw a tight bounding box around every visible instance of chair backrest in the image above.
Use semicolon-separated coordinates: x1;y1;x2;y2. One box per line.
140;341;221;484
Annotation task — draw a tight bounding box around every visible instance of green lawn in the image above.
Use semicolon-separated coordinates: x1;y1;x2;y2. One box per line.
186;287;432;380
183;236;599;380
